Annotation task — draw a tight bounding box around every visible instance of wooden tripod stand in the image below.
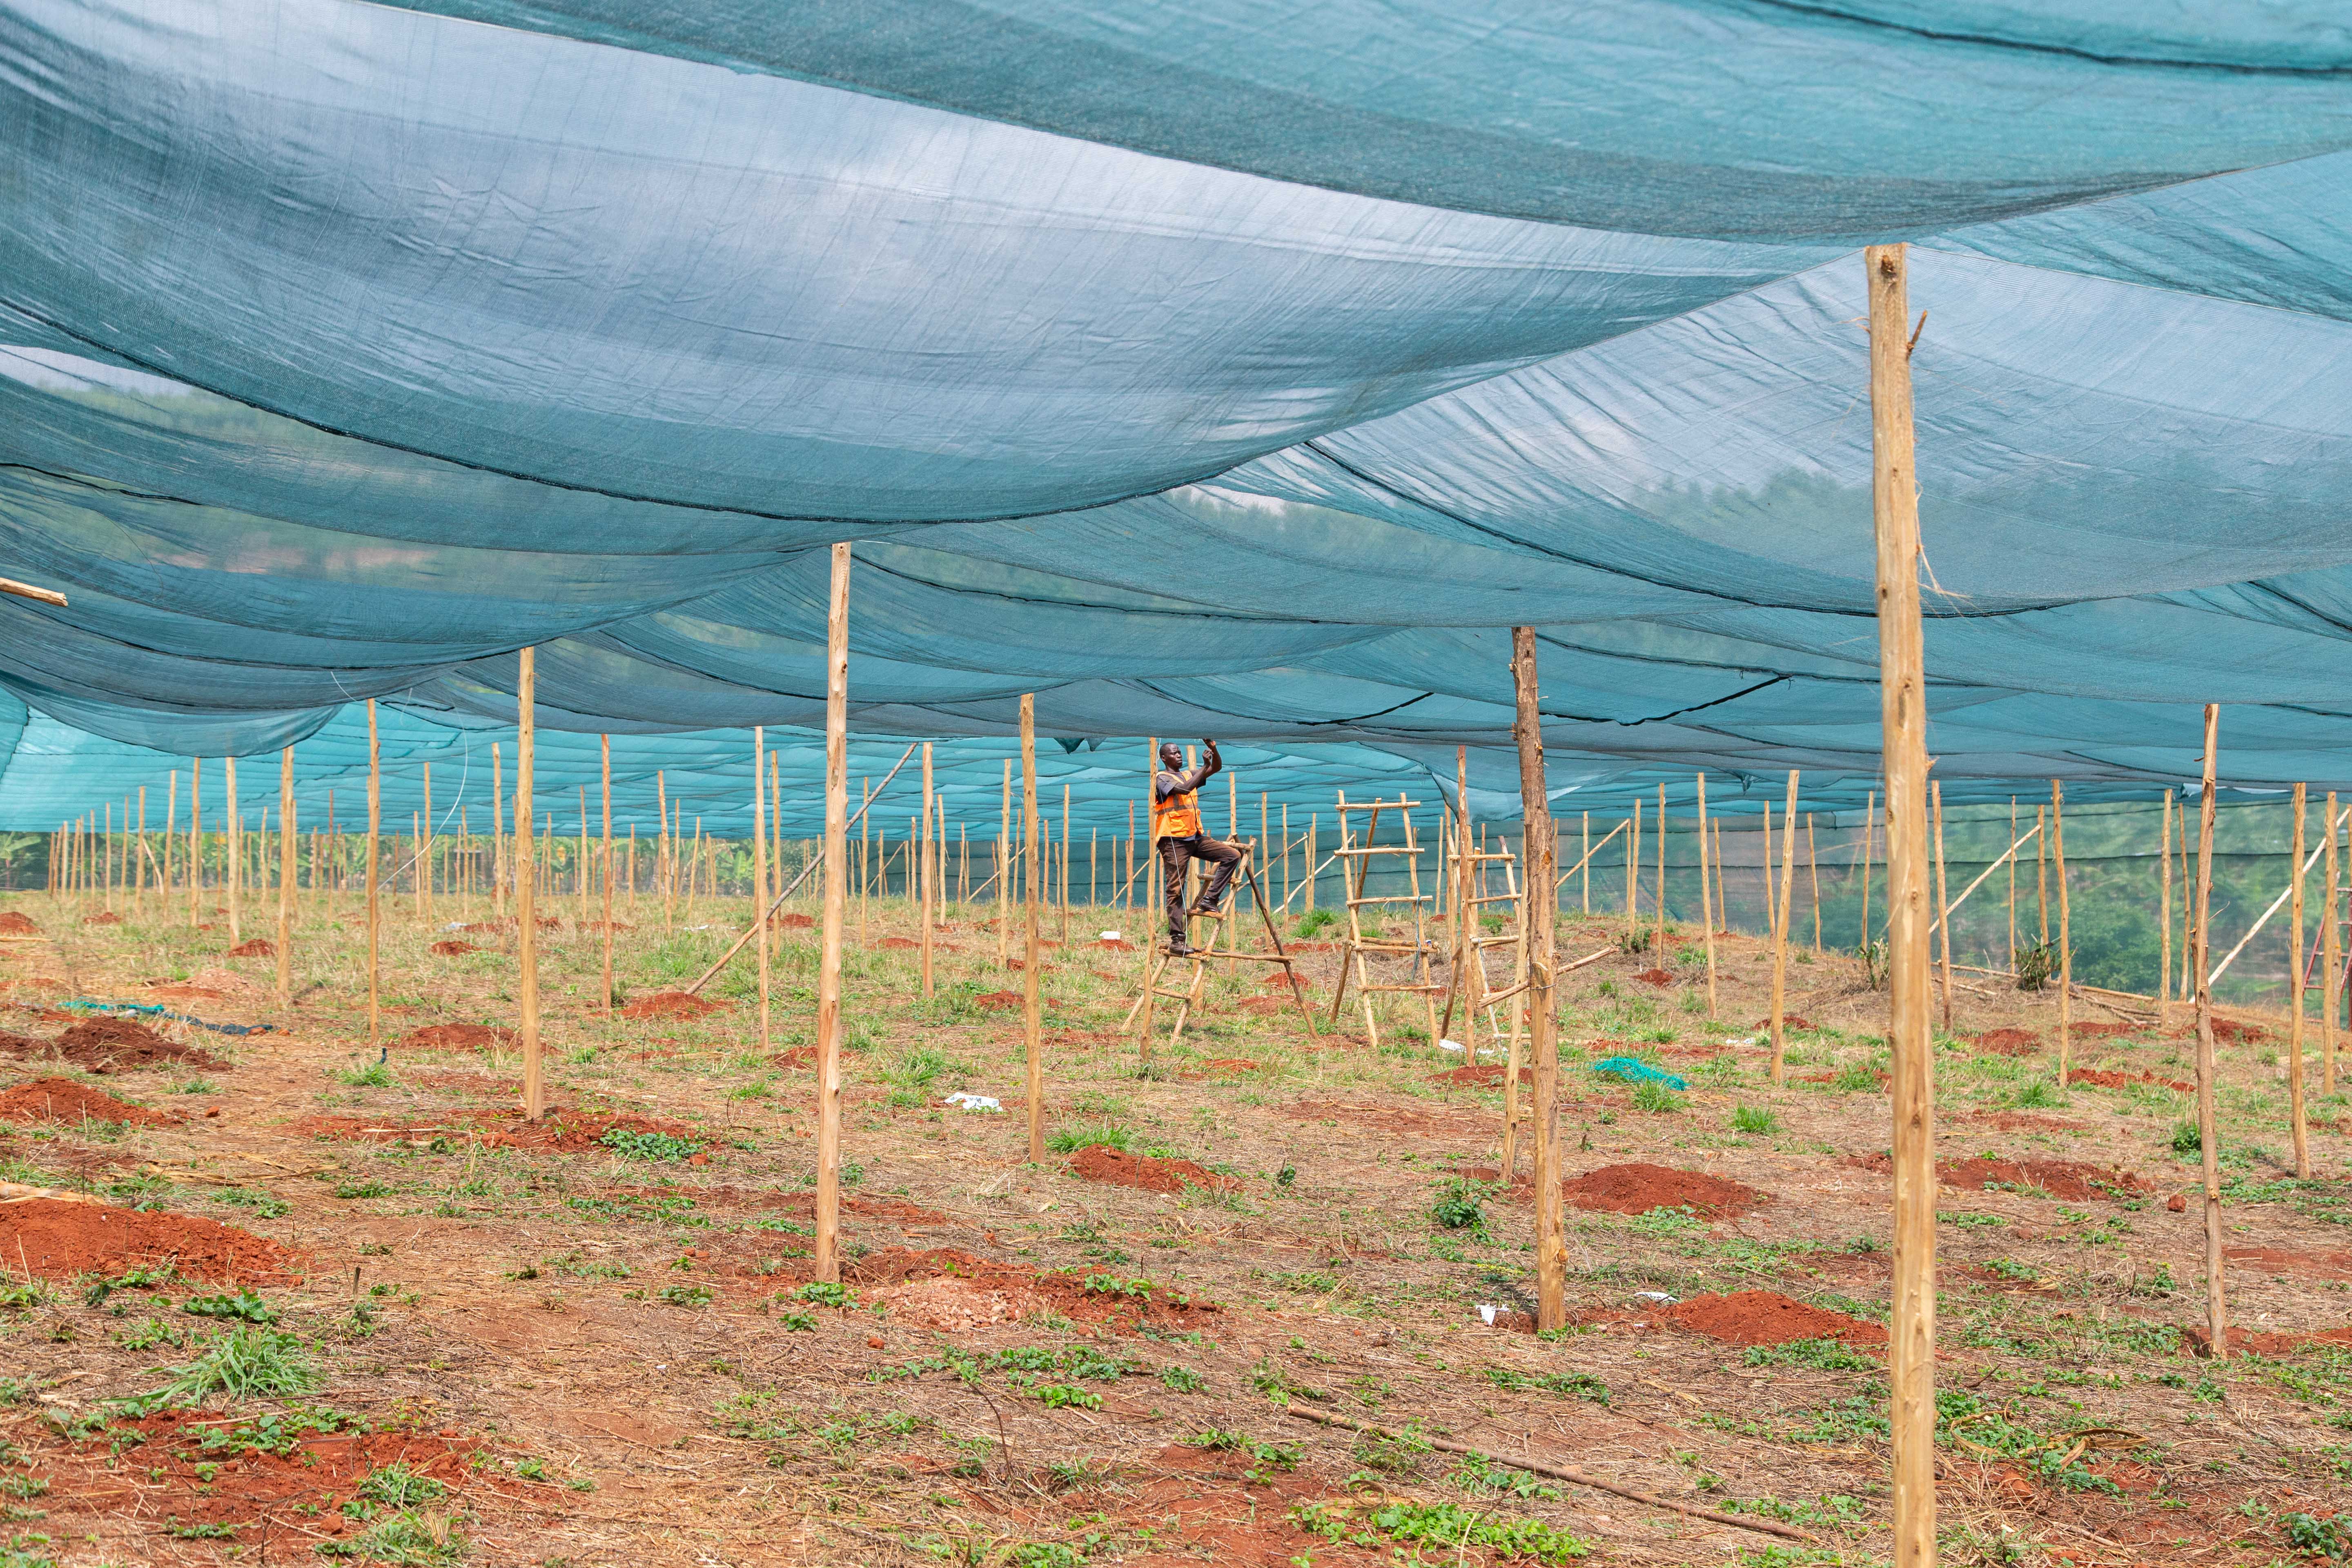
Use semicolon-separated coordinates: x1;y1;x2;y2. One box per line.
1126;842;1317;1058
1325;793;1443;1047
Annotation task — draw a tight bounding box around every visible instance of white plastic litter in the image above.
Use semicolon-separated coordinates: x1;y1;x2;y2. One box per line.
1099;930;1122;942
1439;1039;1466;1053
1724;1036;1757;1047
943;1091;1004;1113
1633;1291;1679;1305
1478;1303;1502;1325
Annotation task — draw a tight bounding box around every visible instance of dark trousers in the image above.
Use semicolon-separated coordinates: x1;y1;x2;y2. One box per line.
1158;833;1241;946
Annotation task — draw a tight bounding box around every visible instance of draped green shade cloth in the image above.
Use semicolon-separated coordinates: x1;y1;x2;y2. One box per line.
5;1;2352;827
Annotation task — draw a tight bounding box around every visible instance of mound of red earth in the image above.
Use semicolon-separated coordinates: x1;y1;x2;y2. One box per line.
1178;1058;1261;1079
0;1197;297;1282
1970;1028;2040;1055
777;913;814;929
1066;1144;1238;1195
974;989;1064;1010
0;911;39;934
0;1076;181;1127
401;1022;517;1050
2069;1021;2141;1040
1561;1162;1768;1217
1659;1290;1887;1348
2067;1067;2192;1093
1433;1062;1530;1088
1853;1151;2143;1202
1635;967;1674;987
428;939;480;956
850;1246;1220;1331
621;990;724;1019
1;1017;229;1073
82;911;122;926
2186;1323;2352;1357
1753;1015;1814;1032
1097;936;1135;951
477;1108;708;1156
224;937;274;958
2172;1017;2267;1044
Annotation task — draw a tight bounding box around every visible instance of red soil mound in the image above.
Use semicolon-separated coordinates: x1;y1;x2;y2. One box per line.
1066;1144;1237;1195
0;911;39;934
2173;1017;2266;1043
16;1017;229;1072
401;1022;517;1050
2066;1067;2192;1093
477;1108;708;1156
777;913;814;929
2186;1323;2352;1357
1236;995;1306;1016
1936;1156;2143;1201
0;1076;180;1127
1971;1028;2040;1055
975;990;1062;1010
880;937;920;949
1561;1162;1767;1217
2069;1021;2140;1040
1660;1290;1887;1348
0;1198;297;1283
1098;937;1135;951
82;911;122;926
39;1413;481;1545
622;990;724;1019
1180;1058;1261;1078
224;938;274;958
1635;967;1674;987
1433;1062;1530;1088
428;939;480;956
849;1246;1219;1330
1753;1015;1813;1032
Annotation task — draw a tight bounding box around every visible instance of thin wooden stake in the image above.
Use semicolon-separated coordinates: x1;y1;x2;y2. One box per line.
2290;782;2310;1179
276;746;295;1005
225;755;241;944
1808;815;1823;951
1933;780;1951;1034
921;745;935;997
366;703;381;1045
1859;787;1873;949
1696;773;1717;1018
2328;792;2341;1098
517;648;541;1120
2192;704;2226;1357
814;543;851;1283
1868;241;1936;1568
601;736;614;1014
755;726;770;1051
1654;782;1666;956
2159;793;2173;1010
1769;770;1797;1082
1022;695;1045;1163
1510;626;1563;1332
2053;780;2071;1082
491;743;505;918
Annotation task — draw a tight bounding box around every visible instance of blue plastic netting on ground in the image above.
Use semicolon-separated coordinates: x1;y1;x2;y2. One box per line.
7;2;2352;820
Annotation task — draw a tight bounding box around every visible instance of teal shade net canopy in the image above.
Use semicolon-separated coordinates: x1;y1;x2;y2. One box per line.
4;0;2352;823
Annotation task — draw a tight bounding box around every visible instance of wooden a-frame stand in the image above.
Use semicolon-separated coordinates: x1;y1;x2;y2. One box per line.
1325;793;1444;1047
1440;829;1528;1065
1126;842;1316;1058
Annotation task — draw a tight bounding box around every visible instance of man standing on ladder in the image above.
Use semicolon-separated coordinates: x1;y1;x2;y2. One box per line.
1154;738;1240;956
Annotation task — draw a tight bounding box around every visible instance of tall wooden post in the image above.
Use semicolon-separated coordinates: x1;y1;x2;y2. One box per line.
1654;783;1667;956
164;771;177;908
1869;241;1936;1568
135;786;146;915
2192;705;2225;1356
601;736;614;1014
2159;793;2173;1011
366;704;381;1045
1511;628;1562;1331
577;789;590;929
1021;695;1045;1163
2327;791;2342;1098
920;744;935;997
1769;771;1797;1081
420;762;434;925
517;648;541;1120
1625;798;1639;938
2290;783;2311;1178
754;726;769;1050
997;760;1013;969
1932;780;1951;1034
2053;780;2071;1082
187;760;200;927
813;543;851;1283
491;743;505;919
276;747;295;1005
1696;773;1717;1018
225;755;241;943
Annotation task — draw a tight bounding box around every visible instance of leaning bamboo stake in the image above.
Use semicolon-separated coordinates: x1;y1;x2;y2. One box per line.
276;746;295;1005
1696;773;1717;1018
1869;241;1936;1568
2328;792;2342;1098
2290;783;2311;1179
1021;695;1045;1163
813;543;851;1283
366;704;381;1045
1769;771;1797;1082
2053;780;2071;1082
754;727;770;1051
1510;626;1563;1332
601;736;614;1014
1932;781;1951;1034
517;648;541;1120
2191;704;2226;1357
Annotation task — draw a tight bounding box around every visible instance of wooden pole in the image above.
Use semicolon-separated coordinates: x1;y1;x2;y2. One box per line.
164;771;177;908
1510;627;1563;1332
2290;782;2311;1179
814;543;851;1283
1808;815;1823;952
998;760;1012;969
2053;780;2071;1082
1869;241;1936;1568
420;761;434;925
2327;791;2341;1098
577;787;590;930
225;755;241;943
1859;788;1873;949
1769;771;1797;1081
601;736;614;1013
188;762;202;926
754;726;770;1050
1021;695;1045;1163
2036;804;2049;944
1696;773;1717;1018
1060;782;1072;947
2192;704;2226;1357
1625;799;1639;938
1654;782;1667;956
2159;793;2173;1009
1581;811;1590;915
920;744;935;997
517;648;541;1120
366;703;381;1046
136;786;146;915
491;743;505;919
276;746;295;1005
1932;781;1951;1034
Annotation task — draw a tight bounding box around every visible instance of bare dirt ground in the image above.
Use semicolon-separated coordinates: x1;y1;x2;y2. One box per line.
1;887;2348;1568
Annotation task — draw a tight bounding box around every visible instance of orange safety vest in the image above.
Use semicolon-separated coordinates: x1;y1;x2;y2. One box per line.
1152;780;1202;840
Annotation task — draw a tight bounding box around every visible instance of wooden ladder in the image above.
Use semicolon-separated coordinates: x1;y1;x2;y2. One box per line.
1126;843;1318;1058
1324;793;1443;1049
